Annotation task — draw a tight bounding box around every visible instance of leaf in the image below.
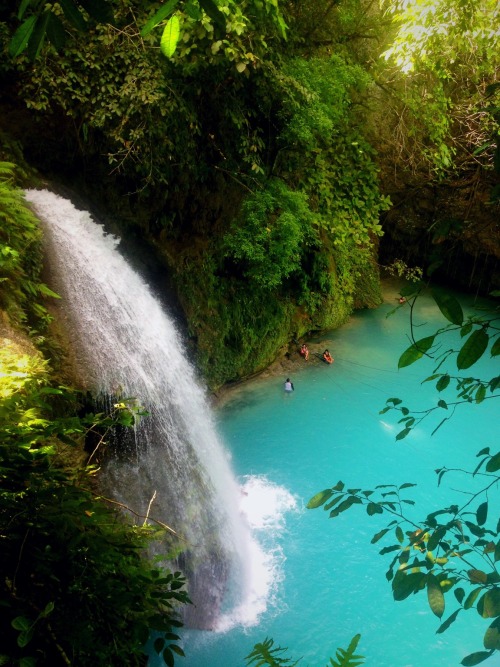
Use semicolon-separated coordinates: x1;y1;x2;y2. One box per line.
307;489;333;509
396;427;411;440
436;375;450;391
46;13;66;50
432;289;464;325
38;282;61;298
366;502;383;516
26;11;50;60
9;15;37;57
162;648;174;667
398;336;435;368
464;587;482;610
490;336;500;357
393;571;425;600
482;589;500;618
329;496;362;518
160;14;180;58
11;617;31;631
371;528;390;544
483;617;500;650
18;0;31;20
486;452;500;473
468;570;487;584
427;526;446;552
476;501;488;526
457;329;489;370
60;0;87;30
474;384;486;403
427;573;445;618
437;608;460;634
140;0;179;36
461;651;494;666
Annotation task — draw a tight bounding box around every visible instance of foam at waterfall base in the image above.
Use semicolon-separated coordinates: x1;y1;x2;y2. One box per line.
215;475;298;632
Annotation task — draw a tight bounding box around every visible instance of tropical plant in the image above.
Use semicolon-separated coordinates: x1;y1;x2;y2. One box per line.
245;634;365;667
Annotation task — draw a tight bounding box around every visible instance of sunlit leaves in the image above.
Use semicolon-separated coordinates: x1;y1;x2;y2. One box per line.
307;488;334;509
160;14;180;58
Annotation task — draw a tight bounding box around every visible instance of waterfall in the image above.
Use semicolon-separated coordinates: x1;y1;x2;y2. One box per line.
25;189;252;630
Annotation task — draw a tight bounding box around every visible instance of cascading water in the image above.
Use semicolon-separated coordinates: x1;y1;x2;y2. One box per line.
25;189;253;630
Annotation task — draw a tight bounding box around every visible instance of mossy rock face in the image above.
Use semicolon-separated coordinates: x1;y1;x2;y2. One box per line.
171;248;381;390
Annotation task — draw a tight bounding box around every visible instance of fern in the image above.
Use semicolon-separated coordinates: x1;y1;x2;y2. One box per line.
246;635;365;667
246;638;300;666
328;634;364;667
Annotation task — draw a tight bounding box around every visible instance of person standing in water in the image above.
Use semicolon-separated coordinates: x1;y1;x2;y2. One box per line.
284;378;294;392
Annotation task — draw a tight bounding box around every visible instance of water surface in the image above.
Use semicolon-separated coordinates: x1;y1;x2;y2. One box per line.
174;293;498;666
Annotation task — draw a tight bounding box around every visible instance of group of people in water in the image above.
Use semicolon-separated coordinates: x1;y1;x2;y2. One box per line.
286;343;333;391
299;343;333;364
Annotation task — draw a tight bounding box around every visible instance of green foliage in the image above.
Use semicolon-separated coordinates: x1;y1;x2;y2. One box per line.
8;0;114;59
381;286;499;439
0;338;189;666
246;637;300;666
245;635;365;667
0;162;56;331
307;448;500;666
378;0;500;174
223;179;318;290
328;634;364;667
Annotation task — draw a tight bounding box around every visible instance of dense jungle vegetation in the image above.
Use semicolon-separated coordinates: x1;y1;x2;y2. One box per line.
0;0;499;665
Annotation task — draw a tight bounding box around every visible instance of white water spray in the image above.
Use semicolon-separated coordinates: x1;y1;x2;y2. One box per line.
25;189;254;629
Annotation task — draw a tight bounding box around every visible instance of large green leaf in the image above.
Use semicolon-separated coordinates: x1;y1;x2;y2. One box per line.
457;328;489;370
46;13;66;50
160;15;180;58
432;289;464;325
398;335;435;368
26;11;50;60
307;488;333;509
140;0;179;36
8;15;37;57
427;573;445;618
